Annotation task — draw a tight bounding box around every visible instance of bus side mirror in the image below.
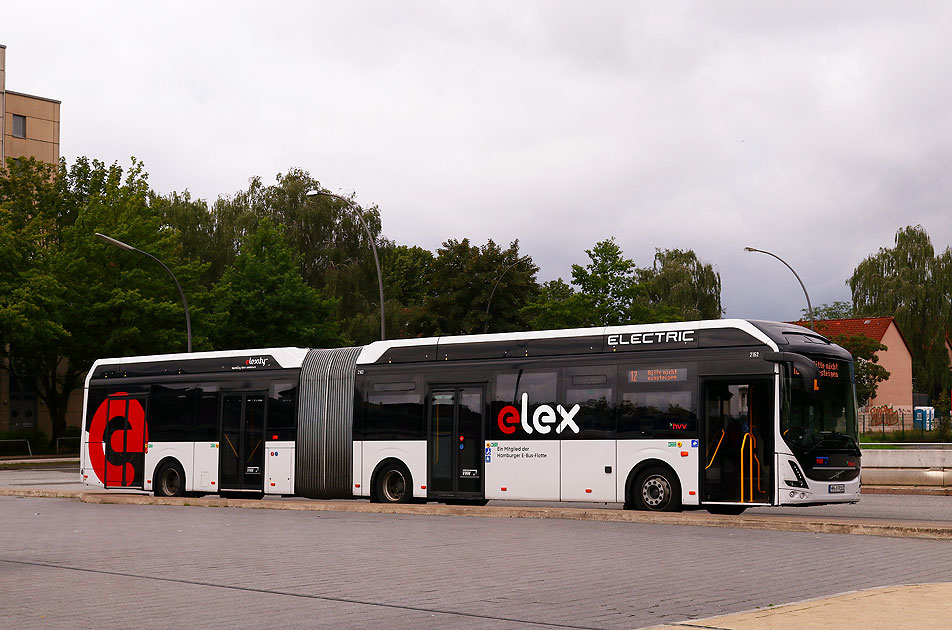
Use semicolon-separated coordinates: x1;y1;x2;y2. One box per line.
763;351;821;394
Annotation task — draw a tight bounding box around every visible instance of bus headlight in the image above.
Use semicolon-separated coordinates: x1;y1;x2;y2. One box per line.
784;461;809;488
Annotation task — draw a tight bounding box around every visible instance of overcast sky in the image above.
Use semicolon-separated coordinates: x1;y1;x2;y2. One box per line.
5;1;951;322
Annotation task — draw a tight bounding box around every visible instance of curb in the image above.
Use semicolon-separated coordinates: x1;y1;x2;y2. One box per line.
2;487;951;540
860;485;952;496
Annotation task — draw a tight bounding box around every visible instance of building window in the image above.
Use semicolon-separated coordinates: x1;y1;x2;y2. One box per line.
12;114;27;138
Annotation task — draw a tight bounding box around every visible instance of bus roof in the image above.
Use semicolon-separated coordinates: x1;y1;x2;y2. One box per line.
84;319;852;385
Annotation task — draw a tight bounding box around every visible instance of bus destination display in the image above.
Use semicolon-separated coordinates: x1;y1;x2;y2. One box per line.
628;368;687;383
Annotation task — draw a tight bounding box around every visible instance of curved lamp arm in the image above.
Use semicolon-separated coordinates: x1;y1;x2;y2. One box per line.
96;232;193;352
744;246;814;331
306;190;386;341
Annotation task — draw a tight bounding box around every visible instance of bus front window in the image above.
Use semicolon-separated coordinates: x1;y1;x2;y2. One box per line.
781;359;860;456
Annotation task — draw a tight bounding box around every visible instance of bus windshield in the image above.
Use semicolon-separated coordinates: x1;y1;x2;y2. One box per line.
780;358;859;455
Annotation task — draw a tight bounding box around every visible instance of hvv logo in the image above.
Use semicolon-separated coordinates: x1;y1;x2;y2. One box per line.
497;393;580;435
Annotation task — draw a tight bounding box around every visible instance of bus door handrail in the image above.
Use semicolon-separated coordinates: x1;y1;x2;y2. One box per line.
705;430;725;470
751;433;763;494
740;433;751;502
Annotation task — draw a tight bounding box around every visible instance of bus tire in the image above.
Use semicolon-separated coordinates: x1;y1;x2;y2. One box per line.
374;463;412;504
633;466;681;512
154;460;186;497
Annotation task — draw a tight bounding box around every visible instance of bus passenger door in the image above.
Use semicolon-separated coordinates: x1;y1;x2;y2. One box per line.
428;387;485;499
94;394;148;489
219;392;266;494
701;379;773;505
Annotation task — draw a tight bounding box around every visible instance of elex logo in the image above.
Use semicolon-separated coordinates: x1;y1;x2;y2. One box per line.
497;393;580;435
245;356;269;367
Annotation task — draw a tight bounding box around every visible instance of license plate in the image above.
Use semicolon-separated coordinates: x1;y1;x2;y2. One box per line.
829;484;845;494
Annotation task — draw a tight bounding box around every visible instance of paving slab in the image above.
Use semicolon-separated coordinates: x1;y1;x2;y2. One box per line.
2;486;951;540
644;583;952;630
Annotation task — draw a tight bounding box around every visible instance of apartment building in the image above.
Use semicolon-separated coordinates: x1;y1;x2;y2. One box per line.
1;44;61;165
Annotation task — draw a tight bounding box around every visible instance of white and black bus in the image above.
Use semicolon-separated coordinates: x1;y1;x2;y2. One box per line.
80;319;861;513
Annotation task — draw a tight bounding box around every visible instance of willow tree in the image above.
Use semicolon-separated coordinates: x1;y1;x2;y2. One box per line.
848;225;952;397
642;248;723;321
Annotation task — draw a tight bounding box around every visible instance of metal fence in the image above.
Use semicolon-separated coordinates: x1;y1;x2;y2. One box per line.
0;439;32;456
860;408;949;440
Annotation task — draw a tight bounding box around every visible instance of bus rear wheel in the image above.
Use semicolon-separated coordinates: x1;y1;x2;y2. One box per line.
374;463;411;504
154;460;186;497
633;467;681;512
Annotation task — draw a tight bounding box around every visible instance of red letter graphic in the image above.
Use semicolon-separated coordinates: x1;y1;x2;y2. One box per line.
88;394;148;487
497;405;520;435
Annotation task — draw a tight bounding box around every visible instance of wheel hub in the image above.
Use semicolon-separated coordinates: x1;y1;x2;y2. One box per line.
642;476;669;508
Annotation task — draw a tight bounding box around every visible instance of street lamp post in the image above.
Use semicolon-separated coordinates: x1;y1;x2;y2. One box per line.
306;189;386;341
743;246;815;331
484;255;531;333
95;232;193;352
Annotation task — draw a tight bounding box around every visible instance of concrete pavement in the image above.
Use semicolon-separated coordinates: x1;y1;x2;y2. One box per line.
645;583;952;630
2;485;952;542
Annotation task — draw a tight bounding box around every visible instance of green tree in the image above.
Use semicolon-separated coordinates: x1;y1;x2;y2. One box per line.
521;279;595;330
382;244;435;338
425;239;538;335
642;248;723;320
802;300;854;321
935;391;951;440
570;238;678;325
848;225;952;397
161;170;387;344
0;156;206;445
210;219;343;349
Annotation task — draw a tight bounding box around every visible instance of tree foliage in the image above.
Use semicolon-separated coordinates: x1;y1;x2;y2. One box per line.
0;156;205;444
210;219;343;349
642;248;723;320
570;238;658;326
521;279;594;331
848;225;952;397
424;239;538;335
802;300;854;321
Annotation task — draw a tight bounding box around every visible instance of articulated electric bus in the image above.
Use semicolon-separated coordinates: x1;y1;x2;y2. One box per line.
80;319;861;513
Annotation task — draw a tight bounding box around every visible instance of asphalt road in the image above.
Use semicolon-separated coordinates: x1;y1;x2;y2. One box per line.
2;466;951;524
2;495;951;630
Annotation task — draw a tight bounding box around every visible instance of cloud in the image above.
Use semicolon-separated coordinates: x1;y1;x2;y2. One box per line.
5;1;952;321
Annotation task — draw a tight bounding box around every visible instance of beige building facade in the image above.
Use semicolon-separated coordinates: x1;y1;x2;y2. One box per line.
1;44;61;165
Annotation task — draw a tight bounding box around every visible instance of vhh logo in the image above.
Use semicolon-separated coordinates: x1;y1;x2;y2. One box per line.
497;393;580;435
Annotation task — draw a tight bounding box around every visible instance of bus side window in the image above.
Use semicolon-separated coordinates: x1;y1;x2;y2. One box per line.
268;383;297;441
148;385;196;442
85;387;109;433
617;364;697;439
563;366;616;438
490;370;558;439
195;387;219;442
364;378;424;440
618;390;697;439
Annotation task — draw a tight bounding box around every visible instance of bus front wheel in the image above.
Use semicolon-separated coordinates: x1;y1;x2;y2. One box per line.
154;460;186;497
632;467;681;512
374;463;411;504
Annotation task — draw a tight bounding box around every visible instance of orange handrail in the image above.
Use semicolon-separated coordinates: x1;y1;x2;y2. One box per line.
706;430;725;470
740;432;754;503
751;433;762;493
